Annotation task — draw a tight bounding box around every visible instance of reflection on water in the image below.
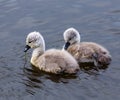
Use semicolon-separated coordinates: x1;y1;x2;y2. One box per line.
0;0;120;100
21;64;79;96
22;67;44;95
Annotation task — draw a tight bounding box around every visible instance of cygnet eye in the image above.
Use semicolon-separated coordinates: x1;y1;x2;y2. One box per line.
69;37;72;41
28;41;32;43
69;36;75;41
28;39;37;43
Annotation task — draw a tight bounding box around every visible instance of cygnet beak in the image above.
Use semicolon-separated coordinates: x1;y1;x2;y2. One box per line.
64;42;70;50
24;45;31;52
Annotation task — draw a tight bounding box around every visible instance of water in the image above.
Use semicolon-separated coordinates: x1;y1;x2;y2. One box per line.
0;0;120;100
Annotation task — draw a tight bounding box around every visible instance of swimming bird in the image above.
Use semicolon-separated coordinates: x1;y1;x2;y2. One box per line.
63;27;111;68
24;31;80;74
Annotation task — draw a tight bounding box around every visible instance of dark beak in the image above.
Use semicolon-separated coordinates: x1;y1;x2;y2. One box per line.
24;45;31;52
64;42;70;50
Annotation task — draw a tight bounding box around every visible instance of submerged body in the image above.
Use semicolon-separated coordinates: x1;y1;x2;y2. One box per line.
63;28;112;67
67;42;111;65
31;49;79;74
25;31;79;74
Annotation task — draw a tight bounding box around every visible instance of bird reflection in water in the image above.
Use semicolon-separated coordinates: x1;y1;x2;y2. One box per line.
79;62;109;75
22;64;78;95
22;51;109;95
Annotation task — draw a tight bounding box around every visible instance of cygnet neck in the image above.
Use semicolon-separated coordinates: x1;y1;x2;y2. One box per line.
33;47;45;56
31;46;45;65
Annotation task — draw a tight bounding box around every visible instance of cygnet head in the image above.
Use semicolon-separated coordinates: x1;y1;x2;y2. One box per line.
63;27;80;50
24;31;45;52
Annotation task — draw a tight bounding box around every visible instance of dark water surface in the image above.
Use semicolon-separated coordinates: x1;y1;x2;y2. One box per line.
0;0;120;100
